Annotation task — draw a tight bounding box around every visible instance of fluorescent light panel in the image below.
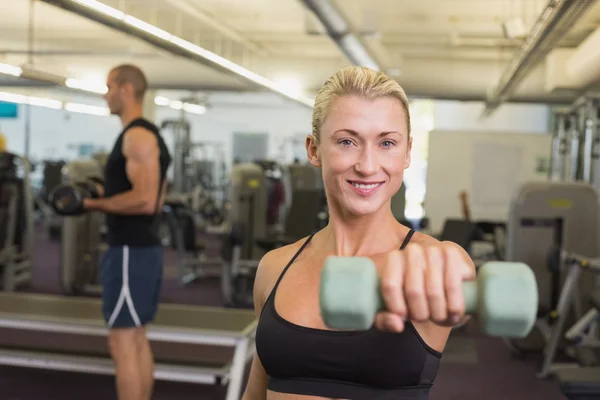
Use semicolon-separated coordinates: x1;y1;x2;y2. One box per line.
65;78;108;94
0;63;23;77
0;91;110;115
154;96;206;114
182;103;206;114
0;92;62;110
153;96;170;106
65;102;110;116
72;0;125;19
27;96;63;110
124;15;171;40
169;100;183;110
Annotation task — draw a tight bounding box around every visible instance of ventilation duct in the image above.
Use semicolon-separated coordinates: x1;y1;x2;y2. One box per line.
566;27;600;88
482;0;596;118
299;0;382;71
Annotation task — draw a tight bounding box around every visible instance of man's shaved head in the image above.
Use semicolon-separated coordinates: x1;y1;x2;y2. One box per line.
105;64;149;116
110;64;148;102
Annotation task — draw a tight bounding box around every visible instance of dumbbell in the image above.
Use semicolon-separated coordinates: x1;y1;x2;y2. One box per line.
49;179;101;216
319;258;538;338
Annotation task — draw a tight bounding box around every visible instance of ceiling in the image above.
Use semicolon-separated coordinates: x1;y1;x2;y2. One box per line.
2;0;600;106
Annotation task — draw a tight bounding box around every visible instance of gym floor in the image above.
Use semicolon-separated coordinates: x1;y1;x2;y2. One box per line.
0;225;567;400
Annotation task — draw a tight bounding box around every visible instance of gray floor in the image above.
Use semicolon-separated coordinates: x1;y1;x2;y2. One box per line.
431;325;567;400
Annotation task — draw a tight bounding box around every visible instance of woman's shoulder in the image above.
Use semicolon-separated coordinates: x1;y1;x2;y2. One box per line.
261;234;315;266
411;231;439;244
253;236;314;307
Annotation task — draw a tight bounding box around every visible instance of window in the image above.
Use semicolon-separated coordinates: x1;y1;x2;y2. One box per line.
404;100;435;219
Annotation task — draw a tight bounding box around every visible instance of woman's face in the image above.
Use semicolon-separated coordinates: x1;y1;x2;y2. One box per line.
308;95;411;217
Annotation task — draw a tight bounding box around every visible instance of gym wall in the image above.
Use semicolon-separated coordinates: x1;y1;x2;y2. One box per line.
156;92;313;167
425;129;553;233
434;100;550;133
0;92;551;200
0;105;121;159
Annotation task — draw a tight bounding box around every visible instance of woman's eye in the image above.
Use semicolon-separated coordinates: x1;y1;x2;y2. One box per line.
340;139;353;146
381;140;395;148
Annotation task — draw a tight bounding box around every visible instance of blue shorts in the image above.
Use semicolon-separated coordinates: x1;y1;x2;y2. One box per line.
100;245;163;328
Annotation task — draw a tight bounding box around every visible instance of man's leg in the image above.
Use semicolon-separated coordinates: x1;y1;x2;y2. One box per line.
136;327;155;399
101;245;146;400
129;245;164;400
109;328;144;400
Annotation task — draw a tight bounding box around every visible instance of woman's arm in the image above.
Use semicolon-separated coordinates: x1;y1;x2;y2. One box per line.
241;251;280;400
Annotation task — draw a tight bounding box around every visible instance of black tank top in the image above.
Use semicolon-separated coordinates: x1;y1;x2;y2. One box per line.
255;229;442;400
104;118;171;247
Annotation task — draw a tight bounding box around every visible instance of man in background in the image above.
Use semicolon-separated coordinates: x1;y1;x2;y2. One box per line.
84;64;171;400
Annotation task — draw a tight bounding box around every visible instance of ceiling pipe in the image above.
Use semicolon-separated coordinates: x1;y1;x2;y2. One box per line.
41;0;315;108
482;0;597;118
298;0;383;71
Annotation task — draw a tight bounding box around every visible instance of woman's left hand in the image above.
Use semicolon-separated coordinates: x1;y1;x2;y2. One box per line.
375;241;476;333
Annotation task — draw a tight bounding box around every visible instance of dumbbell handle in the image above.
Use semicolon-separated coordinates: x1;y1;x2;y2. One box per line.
371;280;478;316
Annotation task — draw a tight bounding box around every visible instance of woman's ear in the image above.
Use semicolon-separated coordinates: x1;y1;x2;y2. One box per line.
404;135;412;169
306;135;322;167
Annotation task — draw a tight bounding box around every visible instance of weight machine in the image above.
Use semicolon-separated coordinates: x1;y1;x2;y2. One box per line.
0;152;34;291
542;94;600;397
161;119;227;219
59;159;105;295
550;93;600;187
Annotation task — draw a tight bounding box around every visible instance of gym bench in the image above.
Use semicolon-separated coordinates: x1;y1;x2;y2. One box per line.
0;293;257;400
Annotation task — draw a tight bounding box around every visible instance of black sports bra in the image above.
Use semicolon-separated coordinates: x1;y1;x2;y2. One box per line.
255;229;442;400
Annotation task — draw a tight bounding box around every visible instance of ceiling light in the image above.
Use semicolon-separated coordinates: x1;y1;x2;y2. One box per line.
182;103;206;114
0;92;28;105
0;63;23;77
65;78;108;94
0;91;112;115
124;15;171;40
0;92;62;110
169;100;183;110
27;96;63;109
273;77;303;98
154;96;170;106
72;0;125;19
64;102;110;116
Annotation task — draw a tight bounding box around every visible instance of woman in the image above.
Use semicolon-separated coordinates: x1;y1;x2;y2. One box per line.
242;66;476;400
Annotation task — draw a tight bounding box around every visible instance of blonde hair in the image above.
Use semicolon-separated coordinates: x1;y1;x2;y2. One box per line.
311;66;410;144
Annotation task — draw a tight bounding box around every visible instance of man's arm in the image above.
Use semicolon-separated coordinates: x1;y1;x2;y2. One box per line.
84;127;161;215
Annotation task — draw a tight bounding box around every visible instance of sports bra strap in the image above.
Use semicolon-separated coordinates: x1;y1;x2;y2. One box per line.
400;229;415;249
270;229;413;298
271;233;315;291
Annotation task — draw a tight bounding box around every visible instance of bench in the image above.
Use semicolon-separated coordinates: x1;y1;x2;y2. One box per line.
0;292;257;400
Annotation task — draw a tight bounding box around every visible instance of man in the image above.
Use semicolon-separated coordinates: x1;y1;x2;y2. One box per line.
84;64;171;400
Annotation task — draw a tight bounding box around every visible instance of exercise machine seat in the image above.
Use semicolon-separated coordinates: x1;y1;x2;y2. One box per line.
439;219;477;251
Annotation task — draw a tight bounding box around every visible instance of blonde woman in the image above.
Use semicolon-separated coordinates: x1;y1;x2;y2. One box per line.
243;66;476;400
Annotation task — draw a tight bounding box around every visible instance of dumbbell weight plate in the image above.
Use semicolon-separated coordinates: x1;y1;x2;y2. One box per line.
76;180;100;199
49;184;86;216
